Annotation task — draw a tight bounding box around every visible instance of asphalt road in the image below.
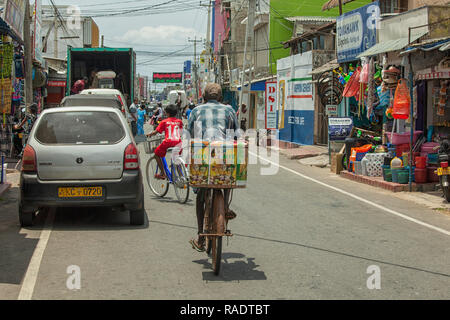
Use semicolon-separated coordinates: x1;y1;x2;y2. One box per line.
1;138;450;300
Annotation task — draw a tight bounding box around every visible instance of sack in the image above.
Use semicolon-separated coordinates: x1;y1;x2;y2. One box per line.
392;79;410;120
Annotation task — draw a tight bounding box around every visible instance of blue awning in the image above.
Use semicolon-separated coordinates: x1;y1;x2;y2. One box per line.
237;80;266;91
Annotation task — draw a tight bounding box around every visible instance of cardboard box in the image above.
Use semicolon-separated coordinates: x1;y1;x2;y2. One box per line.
331;153;344;174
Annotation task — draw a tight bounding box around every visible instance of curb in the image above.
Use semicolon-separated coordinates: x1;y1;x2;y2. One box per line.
0;182;12;198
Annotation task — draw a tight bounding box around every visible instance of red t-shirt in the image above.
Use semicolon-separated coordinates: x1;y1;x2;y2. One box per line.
156;117;183;142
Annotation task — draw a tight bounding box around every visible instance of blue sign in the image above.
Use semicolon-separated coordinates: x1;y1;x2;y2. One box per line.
183;60;192;74
336;1;379;63
329;117;353;141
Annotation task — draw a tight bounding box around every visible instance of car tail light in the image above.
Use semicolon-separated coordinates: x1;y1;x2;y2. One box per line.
441;161;448;168
22;145;37;172
124;143;139;170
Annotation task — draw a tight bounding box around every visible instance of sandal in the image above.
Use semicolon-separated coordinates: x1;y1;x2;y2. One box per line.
189;238;205;252
225;209;237;220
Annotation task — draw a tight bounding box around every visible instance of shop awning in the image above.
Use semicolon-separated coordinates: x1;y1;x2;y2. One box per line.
399;38;450;56
309;59;339;75
357;30;428;58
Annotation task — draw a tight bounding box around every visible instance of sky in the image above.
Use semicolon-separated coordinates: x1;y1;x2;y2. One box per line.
45;0;209;89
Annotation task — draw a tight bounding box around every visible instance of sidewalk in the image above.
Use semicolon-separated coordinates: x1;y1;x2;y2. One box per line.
276;144;329;160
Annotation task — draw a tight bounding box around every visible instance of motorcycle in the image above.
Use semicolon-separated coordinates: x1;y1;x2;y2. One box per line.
434;139;450;202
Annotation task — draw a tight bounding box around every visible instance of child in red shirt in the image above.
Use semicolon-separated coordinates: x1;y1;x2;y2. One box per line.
147;104;183;179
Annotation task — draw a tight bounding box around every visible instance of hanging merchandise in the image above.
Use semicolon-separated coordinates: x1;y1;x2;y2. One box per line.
392;79;410;120
437;80;448;117
366;58;376;120
343;66;361;98
360;58;370;84
0;78;12;113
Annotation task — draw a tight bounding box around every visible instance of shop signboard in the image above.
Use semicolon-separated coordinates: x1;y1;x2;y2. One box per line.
277;51;314;145
3;0;26;42
336;1;379;63
48;80;66;87
265;81;277;130
326;105;338;116
152;72;183;84
328;117;353;141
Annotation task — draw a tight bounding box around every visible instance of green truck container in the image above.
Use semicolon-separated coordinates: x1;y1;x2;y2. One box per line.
66;47;136;106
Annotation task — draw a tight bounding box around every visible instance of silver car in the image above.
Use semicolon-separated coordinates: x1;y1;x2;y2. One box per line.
19;106;145;227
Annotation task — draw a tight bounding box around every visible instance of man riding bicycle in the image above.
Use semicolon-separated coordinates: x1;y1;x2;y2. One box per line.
187;83;239;252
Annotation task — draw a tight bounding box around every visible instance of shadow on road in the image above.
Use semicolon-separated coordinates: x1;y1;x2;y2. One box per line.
150;219;450;279
193;253;267;282
0;186;39;286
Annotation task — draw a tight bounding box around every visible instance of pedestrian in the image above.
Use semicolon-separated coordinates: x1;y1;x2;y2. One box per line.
136;103;147;136
71;76;88;95
129;98;139;137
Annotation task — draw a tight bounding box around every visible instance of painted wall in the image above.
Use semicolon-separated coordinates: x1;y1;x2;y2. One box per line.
269;0;373;74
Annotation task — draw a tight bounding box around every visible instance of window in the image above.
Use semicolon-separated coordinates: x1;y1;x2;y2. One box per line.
35;111;125;145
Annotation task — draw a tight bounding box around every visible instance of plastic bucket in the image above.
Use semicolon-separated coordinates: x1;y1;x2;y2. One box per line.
382;165;390;180
391;168;400;183
415;156;427;169
415;168;427;183
384;169;392;182
397;170;409;184
427;167;439;183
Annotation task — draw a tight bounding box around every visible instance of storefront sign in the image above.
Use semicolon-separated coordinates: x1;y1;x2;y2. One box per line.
329;117;353;141
326;105;338;116
336;1;379;63
152;72;183;83
265;81;277;129
48;80;66;87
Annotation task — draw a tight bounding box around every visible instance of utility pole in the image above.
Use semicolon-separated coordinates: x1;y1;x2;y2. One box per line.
338;0;343;16
101;35;104;48
239;0;256;127
188;37;202;104
24;0;33;107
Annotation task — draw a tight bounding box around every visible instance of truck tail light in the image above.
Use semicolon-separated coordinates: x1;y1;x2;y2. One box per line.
22;145;37;172
124;143;139;170
441;161;448;168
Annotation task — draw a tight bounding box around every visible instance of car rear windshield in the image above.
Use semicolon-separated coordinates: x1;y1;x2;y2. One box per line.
61;97;122;109
35;111;125;144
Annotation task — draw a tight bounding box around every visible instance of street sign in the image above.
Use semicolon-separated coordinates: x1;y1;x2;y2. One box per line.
265;81;277;129
328;117;353;141
326;105;338;116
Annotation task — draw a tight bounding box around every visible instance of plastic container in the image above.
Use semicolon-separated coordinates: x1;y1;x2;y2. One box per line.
421;142;439;153
427;167;439;183
384;168;392;182
382;165;390;180
402;152;409;167
391;168;400;183
385;131;423;145
415;168;428;183
390;157;403;169
427;153;439;165
356;152;368;161
415;156;427;169
384;155;394;166
398;170;410;184
355;161;363;175
405;166;415;182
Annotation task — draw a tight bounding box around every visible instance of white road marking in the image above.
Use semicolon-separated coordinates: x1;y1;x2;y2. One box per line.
18;209;55;300
254;152;450;237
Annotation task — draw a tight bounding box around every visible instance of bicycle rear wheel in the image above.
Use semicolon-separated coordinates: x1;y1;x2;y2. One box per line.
146;155;169;197
211;190;225;275
173;159;190;204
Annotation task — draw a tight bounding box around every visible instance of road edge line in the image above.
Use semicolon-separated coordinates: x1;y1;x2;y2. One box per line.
17;209;55;300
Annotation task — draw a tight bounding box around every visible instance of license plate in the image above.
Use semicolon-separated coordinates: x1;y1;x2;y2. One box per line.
58;187;103;198
437;167;450;175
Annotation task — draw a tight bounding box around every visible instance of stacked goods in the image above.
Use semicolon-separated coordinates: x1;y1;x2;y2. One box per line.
363;153;386;177
0;78;12;113
0;43;14;79
189;140;248;189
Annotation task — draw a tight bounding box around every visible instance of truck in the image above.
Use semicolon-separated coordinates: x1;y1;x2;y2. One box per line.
66;47;136;106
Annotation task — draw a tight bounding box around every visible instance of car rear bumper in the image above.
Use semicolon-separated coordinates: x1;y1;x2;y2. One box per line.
20;170;143;212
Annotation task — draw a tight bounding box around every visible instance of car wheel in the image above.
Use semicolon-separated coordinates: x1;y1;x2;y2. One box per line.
19;204;34;227
130;197;145;226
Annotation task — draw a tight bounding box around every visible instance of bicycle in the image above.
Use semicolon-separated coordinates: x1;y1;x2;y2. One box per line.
196;187;233;275
144;135;190;204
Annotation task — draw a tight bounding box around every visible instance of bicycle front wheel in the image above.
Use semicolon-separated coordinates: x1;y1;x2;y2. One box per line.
146;155;169;197
173;160;190;204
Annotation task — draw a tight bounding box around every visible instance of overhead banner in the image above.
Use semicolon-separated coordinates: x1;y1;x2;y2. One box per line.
265;81;277;130
152;72;183;84
336;1;379;63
